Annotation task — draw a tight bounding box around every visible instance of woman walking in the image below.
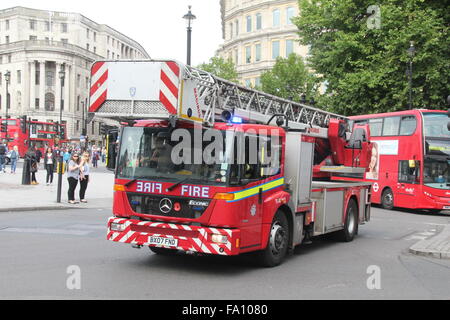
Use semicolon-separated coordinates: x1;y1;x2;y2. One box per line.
79;152;91;203
28;146;39;185
44;147;56;185
67;153;81;204
10;146;19;174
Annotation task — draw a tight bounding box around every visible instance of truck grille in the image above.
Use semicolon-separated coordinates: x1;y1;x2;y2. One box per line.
127;193;211;219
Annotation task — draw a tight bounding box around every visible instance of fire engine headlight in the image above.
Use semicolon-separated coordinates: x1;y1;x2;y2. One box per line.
211;234;228;244
110;222;126;232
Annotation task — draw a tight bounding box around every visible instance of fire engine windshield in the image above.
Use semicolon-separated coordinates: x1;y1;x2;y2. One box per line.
423;113;450;189
116;126;237;185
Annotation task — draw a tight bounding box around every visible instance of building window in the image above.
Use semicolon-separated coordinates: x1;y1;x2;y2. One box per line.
5;20;9;30
30;19;36;30
77;95;80;111
286;39;294;57
0;56;2;64
246;16;252;32
107;50;110;59
35;68;40;85
245;46;251;64
256;13;262;30
45;93;55;111
229;23;233;39
17;70;21;84
93;32;97;42
6;36;10;44
86;77;89;89
35;98;39;109
93;46;97;54
61;23;68;33
245;79;252;88
107;36;110;44
46;71;55;86
76;120;80;132
77;74;81;87
286;7;295;25
255;77;261;88
234;49;239;65
45;21;50;31
235;20;239;36
86;44;90;51
272;41;280;59
61;38;68;44
86;29;90;39
255;43;261;62
273;9;280;27
8;55;11;63
29;35;37;41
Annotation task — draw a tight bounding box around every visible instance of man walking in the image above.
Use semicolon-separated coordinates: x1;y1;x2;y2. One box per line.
0;140;7;173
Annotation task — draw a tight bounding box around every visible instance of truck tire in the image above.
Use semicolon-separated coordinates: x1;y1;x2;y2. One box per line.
381;188;394;210
257;210;289;267
149;246;178;255
337;198;358;242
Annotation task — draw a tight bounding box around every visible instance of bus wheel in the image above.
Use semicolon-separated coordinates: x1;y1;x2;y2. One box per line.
149;247;178;255
337;198;358;242
381;188;394;210
257;210;289;267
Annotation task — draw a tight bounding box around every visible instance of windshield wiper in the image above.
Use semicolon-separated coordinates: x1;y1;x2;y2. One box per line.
124;176;150;187
167;178;190;192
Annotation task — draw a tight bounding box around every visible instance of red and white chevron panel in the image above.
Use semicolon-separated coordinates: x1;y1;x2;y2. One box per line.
159;61;180;115
89;61;108;112
107;217;238;256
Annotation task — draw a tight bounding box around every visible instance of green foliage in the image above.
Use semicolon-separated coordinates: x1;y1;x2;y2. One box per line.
260;53;319;103
294;0;450;115
197;56;239;83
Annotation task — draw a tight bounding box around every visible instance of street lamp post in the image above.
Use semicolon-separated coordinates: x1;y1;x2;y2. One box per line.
56;64;65;203
407;42;416;110
4;71;11;141
183;5;196;66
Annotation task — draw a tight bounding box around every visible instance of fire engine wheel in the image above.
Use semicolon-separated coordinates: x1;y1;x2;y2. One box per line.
257;210;289;267
149;246;178;255
381;188;394;210
337;198;358;242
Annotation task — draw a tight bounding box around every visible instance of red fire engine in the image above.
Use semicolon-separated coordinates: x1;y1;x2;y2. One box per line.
89;60;373;267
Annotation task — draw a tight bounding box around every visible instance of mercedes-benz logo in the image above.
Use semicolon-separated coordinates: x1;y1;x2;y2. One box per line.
159;198;172;214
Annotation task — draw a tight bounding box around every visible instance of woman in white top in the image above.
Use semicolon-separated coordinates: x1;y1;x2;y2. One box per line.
79;152;91;203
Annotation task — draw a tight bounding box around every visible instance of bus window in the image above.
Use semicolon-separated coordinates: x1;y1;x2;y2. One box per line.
399;116;416;135
398;160;420;184
368;118;382;136
382;117;400;136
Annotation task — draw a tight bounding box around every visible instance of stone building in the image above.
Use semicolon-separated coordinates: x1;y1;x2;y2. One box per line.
217;0;308;87
0;6;150;145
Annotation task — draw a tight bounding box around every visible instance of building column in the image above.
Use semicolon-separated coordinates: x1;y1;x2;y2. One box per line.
29;61;36;110
55;62;62;112
39;61;46;110
64;64;70;113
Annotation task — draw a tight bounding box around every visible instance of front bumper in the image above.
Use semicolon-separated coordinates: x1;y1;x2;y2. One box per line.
107;217;241;256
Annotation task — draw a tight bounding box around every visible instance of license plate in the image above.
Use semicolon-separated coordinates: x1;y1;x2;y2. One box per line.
443;206;450;210
148;236;178;247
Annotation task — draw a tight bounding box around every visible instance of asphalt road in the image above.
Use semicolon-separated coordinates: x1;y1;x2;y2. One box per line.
0;206;449;300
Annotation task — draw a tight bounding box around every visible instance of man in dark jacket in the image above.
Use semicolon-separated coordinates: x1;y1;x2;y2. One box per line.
0;141;8;173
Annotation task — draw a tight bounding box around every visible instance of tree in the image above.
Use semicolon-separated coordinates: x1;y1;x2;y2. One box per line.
196;56;239;83
260;53;319;103
294;0;450;115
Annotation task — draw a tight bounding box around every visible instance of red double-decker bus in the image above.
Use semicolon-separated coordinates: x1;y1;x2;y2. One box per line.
0;118;67;157
337;109;449;212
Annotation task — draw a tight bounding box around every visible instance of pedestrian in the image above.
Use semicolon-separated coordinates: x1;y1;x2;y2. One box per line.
63;148;71;166
10;146;19;174
35;148;42;166
44;147;56;185
79;152;91;203
67;153;81;204
92;149;99;168
101;147;106;163
0;140;7;173
29;147;39;185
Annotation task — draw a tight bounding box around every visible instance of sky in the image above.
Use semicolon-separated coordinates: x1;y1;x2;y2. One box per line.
1;0;223;66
